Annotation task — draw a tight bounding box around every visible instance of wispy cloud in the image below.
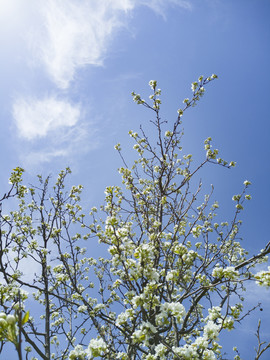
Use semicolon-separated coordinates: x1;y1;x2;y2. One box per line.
37;0;132;89
31;0;192;89
11;95;98;169
15;117;100;170
13;96;80;140
140;0;192;15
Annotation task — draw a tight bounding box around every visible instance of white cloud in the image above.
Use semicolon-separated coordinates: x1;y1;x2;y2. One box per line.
37;0;132;89
13;96;80;140
1;0;192;89
31;0;191;89
14;113;100;169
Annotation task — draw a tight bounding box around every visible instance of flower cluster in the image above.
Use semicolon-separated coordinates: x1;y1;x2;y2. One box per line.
2;76;269;360
254;267;270;287
0;310;29;347
69;338;107;360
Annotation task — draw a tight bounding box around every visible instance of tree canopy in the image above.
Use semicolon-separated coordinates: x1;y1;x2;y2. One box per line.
0;75;270;360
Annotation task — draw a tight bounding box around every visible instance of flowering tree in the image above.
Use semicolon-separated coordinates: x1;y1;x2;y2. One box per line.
1;76;270;360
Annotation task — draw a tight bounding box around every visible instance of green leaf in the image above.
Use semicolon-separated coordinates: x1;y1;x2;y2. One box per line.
22;311;30;325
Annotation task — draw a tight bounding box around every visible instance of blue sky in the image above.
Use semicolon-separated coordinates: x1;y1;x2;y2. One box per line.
1;0;270;358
